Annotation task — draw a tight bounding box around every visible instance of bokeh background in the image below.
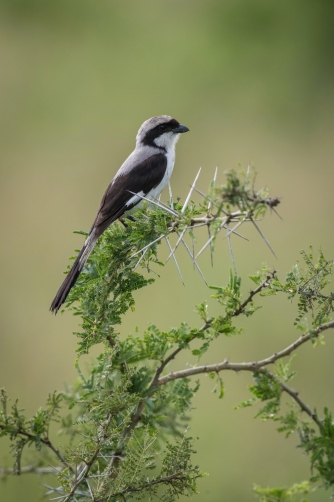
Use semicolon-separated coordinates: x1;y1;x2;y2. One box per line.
1;0;334;500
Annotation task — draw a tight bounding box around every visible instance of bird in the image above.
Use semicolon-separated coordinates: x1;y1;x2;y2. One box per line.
50;115;189;313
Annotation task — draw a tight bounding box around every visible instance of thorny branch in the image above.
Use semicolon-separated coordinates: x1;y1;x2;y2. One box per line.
132;168;281;282
157;320;334;425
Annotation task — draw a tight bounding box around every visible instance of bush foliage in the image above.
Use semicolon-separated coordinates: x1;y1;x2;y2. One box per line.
1;170;333;501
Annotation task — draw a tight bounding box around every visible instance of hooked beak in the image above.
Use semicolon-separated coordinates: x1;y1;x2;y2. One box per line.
173;124;189;134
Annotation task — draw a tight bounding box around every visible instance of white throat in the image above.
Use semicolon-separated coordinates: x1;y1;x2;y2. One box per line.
153;132;180;152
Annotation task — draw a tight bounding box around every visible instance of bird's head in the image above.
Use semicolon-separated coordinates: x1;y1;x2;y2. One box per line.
136;115;189;151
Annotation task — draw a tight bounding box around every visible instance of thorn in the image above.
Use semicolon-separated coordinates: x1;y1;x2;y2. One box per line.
191;185;215;205
223;218;247;239
213;166;218;184
189;185;206;198
134;248;149;269
127;190;177;216
195;220;226;259
179;234;208;286
207;226;214;267
150;193;176;212
271;206;283;221
165;228;187;264
168;181;173;209
190;185;227;214
208;166;218;212
130;234;165;258
223;224;249;241
165;236;185;285
250;217;277;258
181;167;201;214
86;479;94;499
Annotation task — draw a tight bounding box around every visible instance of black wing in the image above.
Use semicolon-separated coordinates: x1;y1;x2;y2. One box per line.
91;153;167;238
50;153;167;313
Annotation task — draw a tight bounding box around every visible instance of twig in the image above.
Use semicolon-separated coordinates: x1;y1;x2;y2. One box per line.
0;430;75;475
0;465;64;475
151;319;213;387
264;370;322;428
95;472;193;502
233;273;275;316
157;320;334;394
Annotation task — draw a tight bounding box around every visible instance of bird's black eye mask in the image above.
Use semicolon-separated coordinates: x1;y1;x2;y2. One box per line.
142;119;180;147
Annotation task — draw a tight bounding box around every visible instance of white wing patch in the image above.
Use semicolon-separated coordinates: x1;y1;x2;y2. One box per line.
126;191;145;207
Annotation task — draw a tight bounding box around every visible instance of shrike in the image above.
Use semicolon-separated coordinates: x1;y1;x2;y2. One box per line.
50;115;189;313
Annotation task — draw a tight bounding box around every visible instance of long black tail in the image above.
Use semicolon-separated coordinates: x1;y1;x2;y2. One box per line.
50;234;97;314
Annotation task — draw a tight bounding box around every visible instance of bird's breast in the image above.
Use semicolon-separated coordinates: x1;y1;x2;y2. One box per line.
147;150;175;201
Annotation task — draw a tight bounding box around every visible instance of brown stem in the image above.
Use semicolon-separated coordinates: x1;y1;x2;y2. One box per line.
233;272;276;316
264;370;322;428
95;472;192;501
158;320;334;386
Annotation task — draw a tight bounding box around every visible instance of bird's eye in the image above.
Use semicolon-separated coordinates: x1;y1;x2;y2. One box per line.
159;124;166;131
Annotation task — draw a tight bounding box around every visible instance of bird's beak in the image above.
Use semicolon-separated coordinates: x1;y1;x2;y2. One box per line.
173;124;189;133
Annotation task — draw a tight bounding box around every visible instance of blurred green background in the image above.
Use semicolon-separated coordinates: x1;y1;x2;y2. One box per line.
1;0;334;500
